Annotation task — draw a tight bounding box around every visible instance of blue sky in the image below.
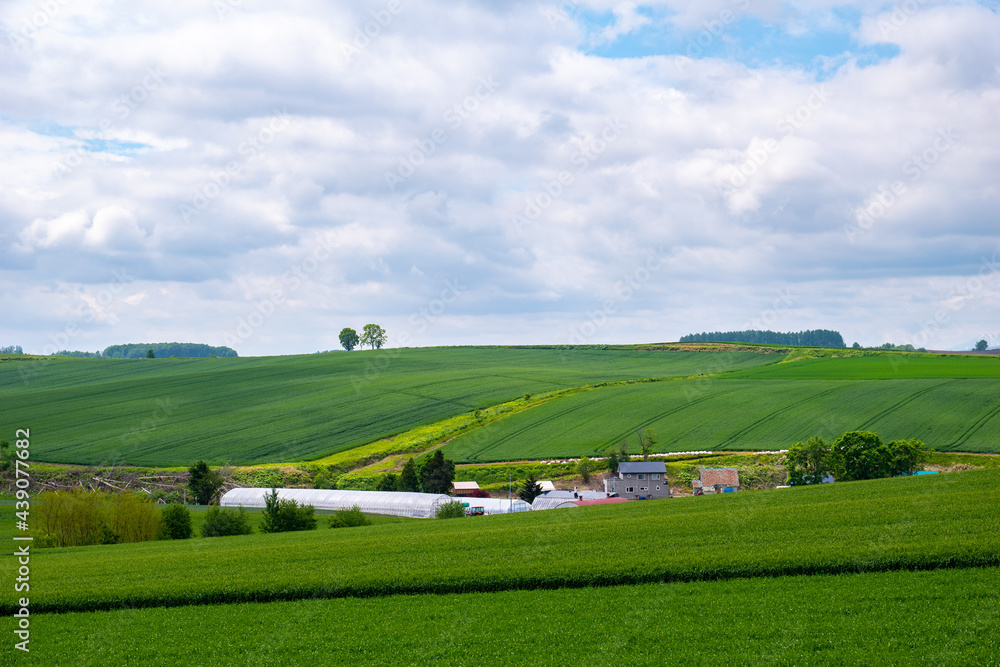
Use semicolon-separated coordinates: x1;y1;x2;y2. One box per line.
0;0;997;355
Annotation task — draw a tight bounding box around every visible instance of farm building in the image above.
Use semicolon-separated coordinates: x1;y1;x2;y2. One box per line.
604;461;671;500
459;497;532;515
452;481;481;496
531;496;579;510
693;468;741;494
538;489;611;501
220;488;452;519
538;480;556;492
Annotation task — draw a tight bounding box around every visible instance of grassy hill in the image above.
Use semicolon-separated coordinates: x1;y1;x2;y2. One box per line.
444;356;1000;462
0;347;779;466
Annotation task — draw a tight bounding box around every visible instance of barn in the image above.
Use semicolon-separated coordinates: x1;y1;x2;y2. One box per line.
219;487;453;519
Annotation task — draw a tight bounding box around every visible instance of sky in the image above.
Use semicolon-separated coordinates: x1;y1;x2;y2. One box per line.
1;0;998;355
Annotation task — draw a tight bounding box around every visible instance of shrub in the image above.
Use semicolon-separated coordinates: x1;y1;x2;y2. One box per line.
201;506;253;537
435;500;467;519
375;473;398;492
34;489;162;547
328;505;373;529
259;489;317;533
161;504;193;539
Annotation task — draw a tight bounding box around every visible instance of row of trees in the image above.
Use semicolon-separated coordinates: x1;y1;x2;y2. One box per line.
339;324;387;351
374;450;456;495
681;329;846;347
102;343;238;358
786;431;927;484
0;345;23;354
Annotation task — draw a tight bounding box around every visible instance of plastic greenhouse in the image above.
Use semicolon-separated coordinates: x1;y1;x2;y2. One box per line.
530;497;579;511
459;497;532;515
220;488;453;519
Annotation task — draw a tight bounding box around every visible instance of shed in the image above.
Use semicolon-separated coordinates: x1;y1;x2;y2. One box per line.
452;481;481;496
538;480;556;492
219;487;452;519
699;468;740;490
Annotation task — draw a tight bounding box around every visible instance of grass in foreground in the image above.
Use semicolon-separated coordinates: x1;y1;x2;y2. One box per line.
28;568;1000;666
5;469;998;614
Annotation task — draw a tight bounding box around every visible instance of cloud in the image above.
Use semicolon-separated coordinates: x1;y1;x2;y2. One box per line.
0;0;997;354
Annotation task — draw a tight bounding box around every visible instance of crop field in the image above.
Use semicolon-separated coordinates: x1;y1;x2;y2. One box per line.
4;469;998;614
729;354;1000;379
0;347;779;466
444;376;1000;461
27;567;1000;666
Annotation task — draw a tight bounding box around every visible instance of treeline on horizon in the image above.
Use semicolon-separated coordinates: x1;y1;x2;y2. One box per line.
680;329;846;348
52;343;238;359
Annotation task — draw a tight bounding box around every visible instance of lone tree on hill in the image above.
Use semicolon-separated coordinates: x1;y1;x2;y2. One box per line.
360;324;387;350
339;327;360;351
518;472;543;504
974;339;988;351
418;450;455;495
187;460;224;505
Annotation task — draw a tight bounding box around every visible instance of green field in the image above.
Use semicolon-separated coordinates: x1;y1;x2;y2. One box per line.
0;347;779;466
444;376;1000;461
729;354;1000;379
6;469;998;614
27;568;1000;666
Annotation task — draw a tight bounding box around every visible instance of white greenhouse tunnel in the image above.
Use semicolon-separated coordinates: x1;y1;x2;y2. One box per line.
220;488;454;519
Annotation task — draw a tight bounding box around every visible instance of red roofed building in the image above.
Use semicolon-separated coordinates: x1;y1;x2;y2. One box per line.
696;468;740;494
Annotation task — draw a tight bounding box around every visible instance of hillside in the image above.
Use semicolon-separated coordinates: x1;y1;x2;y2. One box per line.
0;346;779;466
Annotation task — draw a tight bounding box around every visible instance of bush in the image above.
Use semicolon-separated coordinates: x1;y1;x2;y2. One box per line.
435;500;467;519
161;504;193;539
201;506;253;537
328;505;373;529
259;489;317;533
375;473;398;492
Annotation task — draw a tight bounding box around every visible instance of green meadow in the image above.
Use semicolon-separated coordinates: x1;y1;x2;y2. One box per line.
0;347;778;466
5;469;998;614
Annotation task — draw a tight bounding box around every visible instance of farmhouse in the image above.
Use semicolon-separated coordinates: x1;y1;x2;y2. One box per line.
693;468;740;494
604;461;671;500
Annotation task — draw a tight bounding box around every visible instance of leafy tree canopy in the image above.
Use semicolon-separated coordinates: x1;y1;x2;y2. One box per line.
339;327;360;351
360;324;388;350
187;460;224;505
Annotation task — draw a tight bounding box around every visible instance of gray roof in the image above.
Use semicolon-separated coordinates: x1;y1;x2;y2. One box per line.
618;462;667;474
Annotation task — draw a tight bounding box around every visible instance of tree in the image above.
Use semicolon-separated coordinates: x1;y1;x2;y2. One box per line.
313;472;333;489
397;458;421;492
360;323;387;350
637;428;656;460
852;342;861;349
339;327;360;351
577;456;592;483
161;504;193;539
832;431;926;481
375;473;398;492
975;339;988;351
259;488;317;533
518;472;543;504
418;450;455;495
785;436;836;485
146;348;155;358
187;460;224;505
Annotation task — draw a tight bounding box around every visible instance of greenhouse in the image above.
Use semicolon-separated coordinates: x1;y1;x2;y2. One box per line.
459;497;532;515
220;488;453;519
530;497;579;511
